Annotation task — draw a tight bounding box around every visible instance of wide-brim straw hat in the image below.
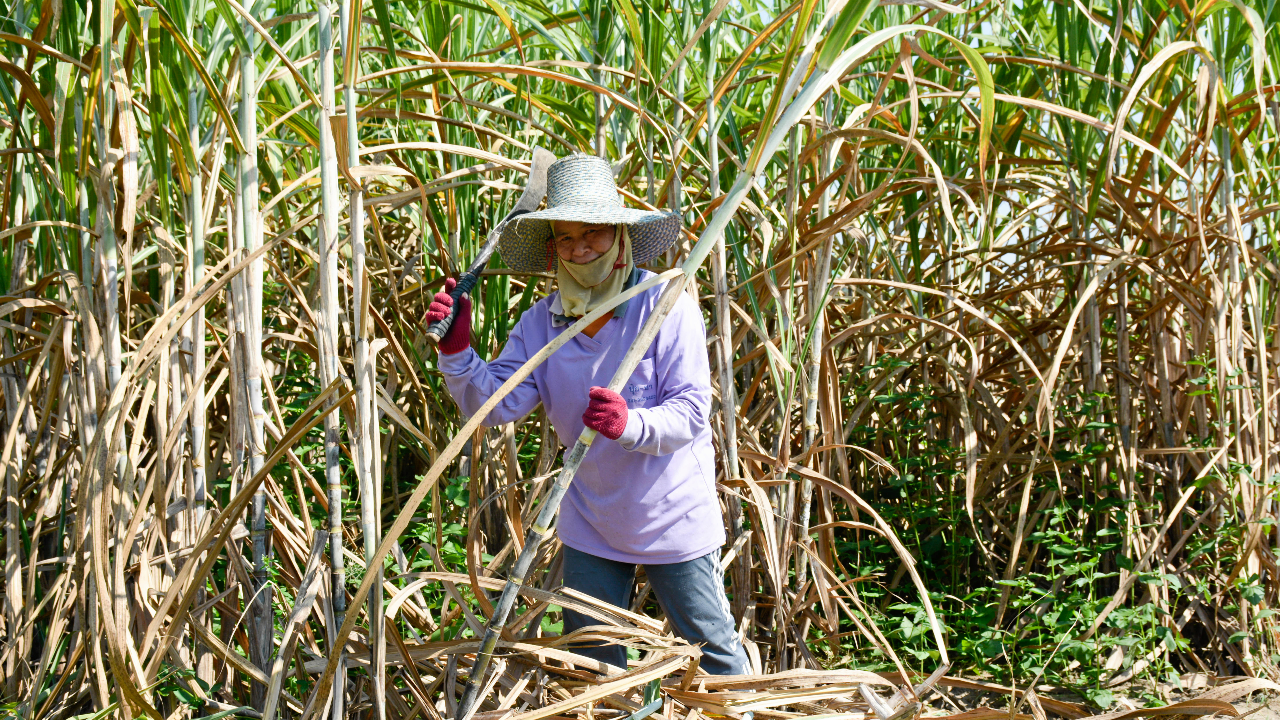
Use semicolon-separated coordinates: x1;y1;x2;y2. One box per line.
497;153;681;272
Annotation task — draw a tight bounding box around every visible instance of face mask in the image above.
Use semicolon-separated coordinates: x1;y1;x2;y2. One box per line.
560;233;622;288
556;226;634;318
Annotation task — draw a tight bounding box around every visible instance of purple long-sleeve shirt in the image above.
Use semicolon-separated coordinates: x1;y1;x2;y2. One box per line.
438;271;725;564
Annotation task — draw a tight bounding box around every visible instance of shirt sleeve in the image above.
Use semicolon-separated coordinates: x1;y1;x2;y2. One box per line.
615;291;712;455
437;312;543;427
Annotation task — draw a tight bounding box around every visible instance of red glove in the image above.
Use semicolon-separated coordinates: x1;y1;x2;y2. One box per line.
582;387;629;440
425;278;472;355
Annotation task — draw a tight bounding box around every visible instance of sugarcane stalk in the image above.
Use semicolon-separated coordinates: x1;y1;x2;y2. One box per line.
796;96;835;591
234;20;272;709
456;273;693;719
1;200;24;697
186;79;214;689
667;0;687;232
338;0;385;713
94;0;125;556
593;0;606;158
97;0;120;395
73;87;108;713
186;67;205;541
705;12;738;486
702;8;751;623
75;96;92;293
142;13;177;561
94;0;135;679
317;0;347;715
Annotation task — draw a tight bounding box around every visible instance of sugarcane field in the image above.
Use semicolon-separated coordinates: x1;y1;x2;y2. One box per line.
4;0;1280;717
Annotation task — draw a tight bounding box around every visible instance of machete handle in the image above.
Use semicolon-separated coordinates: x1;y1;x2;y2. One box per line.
424;271;479;345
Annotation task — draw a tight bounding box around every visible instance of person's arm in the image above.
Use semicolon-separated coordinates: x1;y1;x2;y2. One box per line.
438;312;544;426
615;292;712;455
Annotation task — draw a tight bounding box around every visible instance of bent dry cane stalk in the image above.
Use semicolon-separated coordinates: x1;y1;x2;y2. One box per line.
453;166;819;719
455;274;692;720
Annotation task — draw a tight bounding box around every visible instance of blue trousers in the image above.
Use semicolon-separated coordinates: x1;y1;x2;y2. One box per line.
561;546;751;675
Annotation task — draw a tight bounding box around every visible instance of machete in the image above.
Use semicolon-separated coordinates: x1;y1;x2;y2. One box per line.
425;147;556;343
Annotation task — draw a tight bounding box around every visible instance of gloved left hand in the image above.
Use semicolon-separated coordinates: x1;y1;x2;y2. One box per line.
582;386;628;440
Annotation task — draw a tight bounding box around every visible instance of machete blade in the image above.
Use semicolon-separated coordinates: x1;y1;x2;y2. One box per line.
424;148;558;344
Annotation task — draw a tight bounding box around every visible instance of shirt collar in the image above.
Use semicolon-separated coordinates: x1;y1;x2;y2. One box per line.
550;268;644;327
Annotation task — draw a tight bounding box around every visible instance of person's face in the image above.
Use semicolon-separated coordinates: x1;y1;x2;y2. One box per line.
553;222;616;264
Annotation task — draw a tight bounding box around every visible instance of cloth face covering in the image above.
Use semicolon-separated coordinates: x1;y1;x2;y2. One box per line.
556;226;634;318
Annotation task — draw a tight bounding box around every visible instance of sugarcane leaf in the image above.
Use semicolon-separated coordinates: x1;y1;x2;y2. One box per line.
611;0;646;79
208;0;250;52
367;0;397;64
1102;41;1207;187
0;60;56;132
147;5;244;153
261;101;320;147
474;0;524;61
814;0;878;72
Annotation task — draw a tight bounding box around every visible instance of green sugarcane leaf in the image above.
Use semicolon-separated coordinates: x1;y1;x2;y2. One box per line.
209;0;250;53
116;0;145;42
1199;0;1270;137
369;0;398;63
192;706;254;720
144;1;245;153
474;0;524;60
814;0;878;72
261;101;320;147
611;0;646;79
944;36;995;173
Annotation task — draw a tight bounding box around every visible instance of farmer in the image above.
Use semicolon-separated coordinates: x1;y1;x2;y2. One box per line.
425;153;751;676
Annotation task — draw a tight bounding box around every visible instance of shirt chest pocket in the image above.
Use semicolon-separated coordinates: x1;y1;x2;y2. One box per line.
622;357;659;409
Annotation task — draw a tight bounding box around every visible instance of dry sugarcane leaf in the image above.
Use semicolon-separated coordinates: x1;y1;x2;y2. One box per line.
931;678;1088;719
505;653;691;720
318;636;618;676
1077;699;1239;720
930;710;1034;720
350;163;416;179
261;530;329;720
1080;679;1280;720
725;685;877;711
694;670;898;691
0;297;69;317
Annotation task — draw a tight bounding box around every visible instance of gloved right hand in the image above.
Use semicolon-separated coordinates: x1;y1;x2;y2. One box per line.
425;277;472;355
582;386;629;440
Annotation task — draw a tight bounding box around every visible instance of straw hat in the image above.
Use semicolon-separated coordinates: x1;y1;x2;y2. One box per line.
497;153;681;272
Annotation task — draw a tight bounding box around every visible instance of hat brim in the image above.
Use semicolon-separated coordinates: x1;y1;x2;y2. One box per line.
497;208;681;272
516;204;667;226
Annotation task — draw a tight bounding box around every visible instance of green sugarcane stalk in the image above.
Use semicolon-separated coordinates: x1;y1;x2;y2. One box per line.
795;94;835;592
186;77;215;688
98;0;120;397
236;15;273;710
702;3;751;625
316;0;348;715
338;0;385;713
704;1;737;488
